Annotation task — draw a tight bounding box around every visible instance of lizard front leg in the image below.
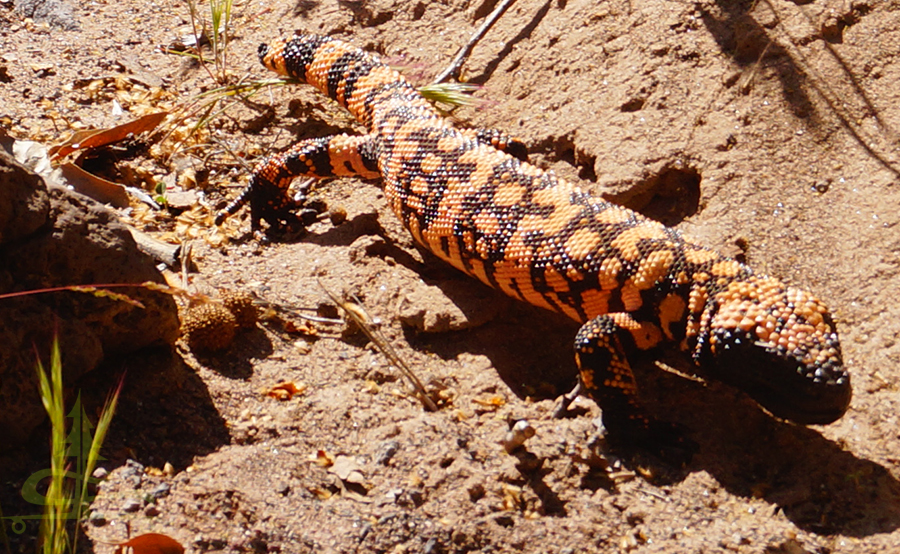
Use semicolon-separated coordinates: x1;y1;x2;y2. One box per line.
216;133;380;234
574;312;697;463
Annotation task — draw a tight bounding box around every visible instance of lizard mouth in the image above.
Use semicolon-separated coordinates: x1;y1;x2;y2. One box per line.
707;337;852;425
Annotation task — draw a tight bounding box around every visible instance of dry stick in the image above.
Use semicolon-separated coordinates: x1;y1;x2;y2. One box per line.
737;40;772;95
319;282;439;412
184;0;218;84
130;228;182;268
432;0;519;84
552;380;583;419
253;300;345;325
180;241;193;290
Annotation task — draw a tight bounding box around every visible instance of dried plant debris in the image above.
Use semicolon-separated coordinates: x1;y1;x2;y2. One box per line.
180;288;259;352
219;288;258;328
263;381;307;401
181;301;237;352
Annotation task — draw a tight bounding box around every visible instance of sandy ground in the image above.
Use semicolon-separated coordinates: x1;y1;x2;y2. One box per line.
3;0;900;552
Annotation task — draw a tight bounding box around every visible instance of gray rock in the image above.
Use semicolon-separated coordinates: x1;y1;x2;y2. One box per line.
14;0;79;31
121;498;142;513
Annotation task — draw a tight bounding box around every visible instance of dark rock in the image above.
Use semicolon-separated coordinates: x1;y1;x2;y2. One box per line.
88;511;107;526
0;151;179;449
0;149;49;243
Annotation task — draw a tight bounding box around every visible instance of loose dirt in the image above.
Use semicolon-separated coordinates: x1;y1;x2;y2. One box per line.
2;0;900;552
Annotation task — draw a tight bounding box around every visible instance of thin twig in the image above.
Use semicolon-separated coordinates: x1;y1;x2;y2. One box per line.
319;281;439;412
185;0;218;84
738;40;771;94
180;241;193;290
255;301;345;325
432;0;518;84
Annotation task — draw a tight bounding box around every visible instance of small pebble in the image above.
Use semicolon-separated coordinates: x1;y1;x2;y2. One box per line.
88;511;107;527
375;440;400;465
121;459;144;488
467;483;486;501
144;504;161;517
150;482;171;499
121;499;142;513
502;420;536;453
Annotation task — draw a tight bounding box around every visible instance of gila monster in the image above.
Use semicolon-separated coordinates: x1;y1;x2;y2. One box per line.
217;33;851;457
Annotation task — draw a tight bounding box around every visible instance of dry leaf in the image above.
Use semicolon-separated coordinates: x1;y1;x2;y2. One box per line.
114;533;184;554
264;381;307;401
472;395;506;408
283;319;317;335
50;111;168;160
163;189;199;211
311;450;334;467
329;455;365;484
11;140;54;177
57;162;130;207
309;486;334;500
177;167;200;189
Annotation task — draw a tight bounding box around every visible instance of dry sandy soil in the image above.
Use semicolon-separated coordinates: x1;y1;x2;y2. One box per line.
2;0;900;552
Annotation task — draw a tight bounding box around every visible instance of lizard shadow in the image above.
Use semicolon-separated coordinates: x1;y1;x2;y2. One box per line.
700;0;899;176
261;210;900;537
188;326;275;380
643;351;900;537
408;272;900;537
466;0;554;85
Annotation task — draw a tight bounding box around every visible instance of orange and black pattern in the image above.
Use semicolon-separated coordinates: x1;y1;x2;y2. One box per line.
218;33;851;456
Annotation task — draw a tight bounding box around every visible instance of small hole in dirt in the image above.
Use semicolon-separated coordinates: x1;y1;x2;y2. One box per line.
620;97;645;112
531;134;598;182
578;153;597;182
473;0;500;20
412;2;426;20
634;166;702;226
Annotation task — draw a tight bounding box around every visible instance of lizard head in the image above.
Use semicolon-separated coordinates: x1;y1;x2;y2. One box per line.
694;276;851;425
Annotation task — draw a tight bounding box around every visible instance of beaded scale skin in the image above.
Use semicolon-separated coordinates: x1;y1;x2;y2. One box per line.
217;33;851;457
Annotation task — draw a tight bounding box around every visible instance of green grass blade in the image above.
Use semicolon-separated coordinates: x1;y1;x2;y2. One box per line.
72;376;122;554
37;337;72;554
418;82;482;107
